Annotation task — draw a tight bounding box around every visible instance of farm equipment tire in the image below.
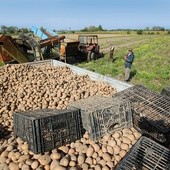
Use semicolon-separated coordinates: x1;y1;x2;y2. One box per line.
87;51;91;62
91;52;96;60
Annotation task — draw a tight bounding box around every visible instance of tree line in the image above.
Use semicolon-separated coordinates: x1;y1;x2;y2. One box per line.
0;25;169;35
0;25;30;34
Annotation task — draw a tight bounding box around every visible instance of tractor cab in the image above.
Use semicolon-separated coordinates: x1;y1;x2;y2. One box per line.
78;35;100;61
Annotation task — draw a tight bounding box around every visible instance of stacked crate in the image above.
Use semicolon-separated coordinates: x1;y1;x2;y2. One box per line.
113;85;170;145
69;95;133;140
115;136;170;170
14;109;82;153
161;87;170;98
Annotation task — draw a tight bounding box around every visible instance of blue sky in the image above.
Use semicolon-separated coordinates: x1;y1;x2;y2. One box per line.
1;0;170;30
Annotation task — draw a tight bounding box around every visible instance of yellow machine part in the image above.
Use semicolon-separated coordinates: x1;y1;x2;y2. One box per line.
0;35;28;63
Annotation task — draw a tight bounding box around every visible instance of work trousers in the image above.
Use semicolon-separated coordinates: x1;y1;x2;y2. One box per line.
124;67;131;81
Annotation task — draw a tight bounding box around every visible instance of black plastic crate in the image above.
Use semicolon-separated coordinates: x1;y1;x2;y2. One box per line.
161;87;170;98
133;115;170;144
69;96;133;140
130;85;159;100
133;100;170;143
113;85;159;108
115;136;170;170
14;109;82;153
148;95;170;112
113;89;145;108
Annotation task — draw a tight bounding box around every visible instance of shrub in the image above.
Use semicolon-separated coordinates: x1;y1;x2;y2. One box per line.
137;30;143;35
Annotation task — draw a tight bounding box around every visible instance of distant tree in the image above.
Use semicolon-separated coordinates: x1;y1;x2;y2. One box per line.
137;30;143;35
98;25;104;31
40;26;46;33
81;27;88;32
81;25;105;32
145;27;150;31
167;30;170;34
152;26;165;31
20;28;29;34
1;25;7;34
7;26;18;34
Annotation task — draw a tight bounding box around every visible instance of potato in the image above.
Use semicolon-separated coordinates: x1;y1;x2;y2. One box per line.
69;161;76;167
31;160;39;169
50;152;61;160
78;154;85;164
21;164;30;170
114;155;121;162
102;166;110;170
119;149;127;158
94;165;102;170
121;137;131;145
81;163;89;169
120;143;129;150
107;161;114;168
106;146;114;155
101;145;107;153
52;165;66;170
102;153;111;162
99;159;107;167
93;144;100;152
127;134;135;142
85;157;93;165
9;162;19;170
38;155;51;166
86;147;94;157
60;157;69;167
113;145;121;155
112;131;121;139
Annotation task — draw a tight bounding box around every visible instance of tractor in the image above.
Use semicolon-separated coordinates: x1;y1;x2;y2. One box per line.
78;35;100;62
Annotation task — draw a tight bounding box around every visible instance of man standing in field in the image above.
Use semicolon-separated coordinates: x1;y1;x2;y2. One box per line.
123;49;134;81
110;45;115;62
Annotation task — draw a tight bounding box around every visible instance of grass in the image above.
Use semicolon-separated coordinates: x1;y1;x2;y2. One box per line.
0;61;4;67
78;34;170;92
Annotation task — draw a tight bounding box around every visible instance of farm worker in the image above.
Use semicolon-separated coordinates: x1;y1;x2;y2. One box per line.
123;49;134;81
110;45;115;62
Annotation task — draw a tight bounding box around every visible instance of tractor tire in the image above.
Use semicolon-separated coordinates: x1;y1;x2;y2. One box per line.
87;51;91;62
91;52;96;60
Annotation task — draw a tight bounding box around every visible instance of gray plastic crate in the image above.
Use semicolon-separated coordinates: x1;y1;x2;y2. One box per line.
14;109;82;153
69;95;133;140
115;136;170;170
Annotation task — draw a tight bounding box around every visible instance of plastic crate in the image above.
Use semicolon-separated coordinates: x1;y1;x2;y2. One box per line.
161;87;170;98
69;96;133;140
14;109;82;153
115;136;170;170
133;99;170;143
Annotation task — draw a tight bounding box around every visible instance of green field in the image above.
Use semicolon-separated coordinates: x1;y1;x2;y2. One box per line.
76;33;170;92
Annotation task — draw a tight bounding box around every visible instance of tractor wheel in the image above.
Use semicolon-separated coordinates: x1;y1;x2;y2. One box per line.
91;52;96;60
87;51;91;62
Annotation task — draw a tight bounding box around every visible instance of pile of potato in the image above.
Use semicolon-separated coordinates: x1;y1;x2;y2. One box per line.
0;64;116;132
0;64;141;170
0;128;141;170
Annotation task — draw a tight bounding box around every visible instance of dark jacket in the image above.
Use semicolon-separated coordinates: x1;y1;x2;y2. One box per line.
125;52;134;69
